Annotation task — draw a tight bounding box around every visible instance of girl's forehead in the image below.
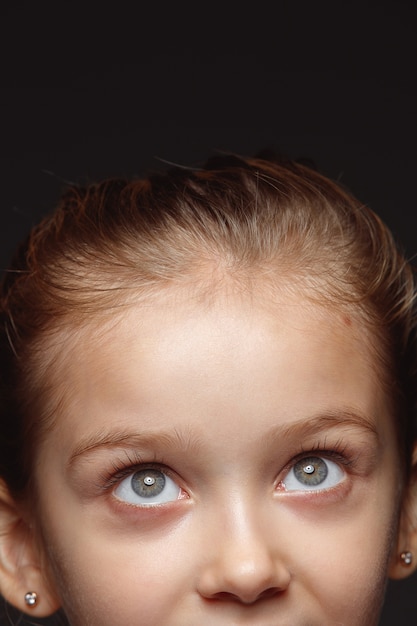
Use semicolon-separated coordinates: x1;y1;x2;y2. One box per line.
47;274;376;380
47;281;379;411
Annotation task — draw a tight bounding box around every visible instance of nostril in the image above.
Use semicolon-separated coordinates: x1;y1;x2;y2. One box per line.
212;586;282;604
257;586;281;600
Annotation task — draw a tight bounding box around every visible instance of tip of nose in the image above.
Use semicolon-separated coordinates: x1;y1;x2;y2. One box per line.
197;552;292;604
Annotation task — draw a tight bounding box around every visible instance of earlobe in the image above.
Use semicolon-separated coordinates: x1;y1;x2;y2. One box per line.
389;445;417;580
0;479;61;617
389;548;416;579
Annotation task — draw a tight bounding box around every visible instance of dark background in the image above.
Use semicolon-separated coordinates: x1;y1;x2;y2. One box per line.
0;1;416;624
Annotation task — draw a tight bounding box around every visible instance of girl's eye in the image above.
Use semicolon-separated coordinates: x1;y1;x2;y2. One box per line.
282;456;345;492
114;468;182;506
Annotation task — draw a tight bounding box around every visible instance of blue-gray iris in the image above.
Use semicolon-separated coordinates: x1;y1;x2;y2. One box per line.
131;469;166;498
294;457;328;486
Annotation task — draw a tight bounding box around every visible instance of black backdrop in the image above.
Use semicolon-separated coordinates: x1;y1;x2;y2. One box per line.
0;1;416;624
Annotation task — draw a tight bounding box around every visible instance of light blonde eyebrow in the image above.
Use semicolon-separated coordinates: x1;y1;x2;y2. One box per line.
67;428;204;469
275;409;379;443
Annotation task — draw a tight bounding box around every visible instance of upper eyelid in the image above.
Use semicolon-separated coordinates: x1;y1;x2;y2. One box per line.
282;446;354;473
106;460;169;482
297;448;352;463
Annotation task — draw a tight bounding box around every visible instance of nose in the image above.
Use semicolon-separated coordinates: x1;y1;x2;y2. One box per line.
196;506;291;604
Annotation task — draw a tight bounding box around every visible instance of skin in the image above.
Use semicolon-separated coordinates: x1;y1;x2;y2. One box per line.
32;283;403;626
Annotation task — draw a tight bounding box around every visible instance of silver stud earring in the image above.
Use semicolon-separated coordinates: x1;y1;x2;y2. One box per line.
400;551;413;566
24;591;38;607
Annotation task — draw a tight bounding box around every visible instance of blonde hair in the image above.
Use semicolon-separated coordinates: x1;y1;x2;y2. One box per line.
1;151;416;495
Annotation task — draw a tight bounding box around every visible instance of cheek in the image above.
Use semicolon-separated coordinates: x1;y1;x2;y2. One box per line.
39;521;192;626
299;506;399;623
330;552;390;625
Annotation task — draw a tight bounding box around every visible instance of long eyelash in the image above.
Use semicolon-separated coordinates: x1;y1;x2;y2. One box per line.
97;450;167;493
294;437;357;468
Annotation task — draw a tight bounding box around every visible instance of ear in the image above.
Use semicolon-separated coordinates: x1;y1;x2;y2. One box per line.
389;444;417;579
0;479;61;617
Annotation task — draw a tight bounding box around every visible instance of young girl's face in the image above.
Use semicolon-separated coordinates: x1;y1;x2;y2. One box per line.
33;282;404;626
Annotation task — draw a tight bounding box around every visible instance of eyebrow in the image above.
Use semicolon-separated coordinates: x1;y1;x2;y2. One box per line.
67;408;379;469
278;409;379;442
67;428;204;469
